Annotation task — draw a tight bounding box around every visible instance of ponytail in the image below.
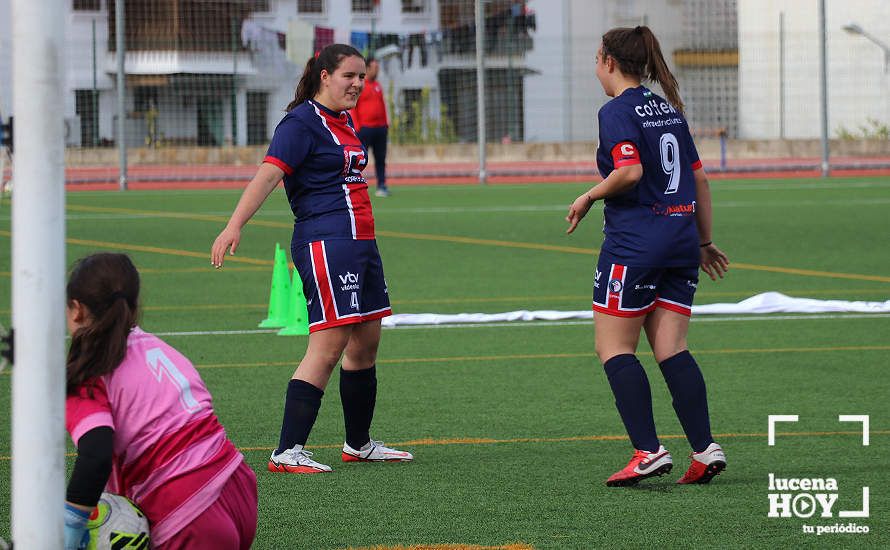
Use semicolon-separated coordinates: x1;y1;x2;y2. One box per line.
66;253;140;394
286;44;365;111
602;26;685;113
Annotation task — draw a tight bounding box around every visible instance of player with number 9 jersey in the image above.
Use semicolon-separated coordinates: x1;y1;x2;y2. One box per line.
565;26;729;489
595;86;703;269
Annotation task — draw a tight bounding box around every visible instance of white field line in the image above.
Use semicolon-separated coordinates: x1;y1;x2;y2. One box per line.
152;312;890;337
15;195;890;223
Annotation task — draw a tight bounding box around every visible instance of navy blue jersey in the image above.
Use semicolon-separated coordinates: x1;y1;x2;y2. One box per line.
265;99;374;247
596;86;703;267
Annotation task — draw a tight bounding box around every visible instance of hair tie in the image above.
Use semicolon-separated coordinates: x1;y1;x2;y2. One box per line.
634;26;643;34
314;50;320;59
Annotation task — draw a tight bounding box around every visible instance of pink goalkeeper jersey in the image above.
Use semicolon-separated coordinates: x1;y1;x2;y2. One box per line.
65;327;243;546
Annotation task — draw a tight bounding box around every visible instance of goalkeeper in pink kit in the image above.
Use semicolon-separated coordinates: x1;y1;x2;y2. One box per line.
63;253;257;549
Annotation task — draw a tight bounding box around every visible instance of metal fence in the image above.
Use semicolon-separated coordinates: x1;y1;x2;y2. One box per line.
1;0;889;188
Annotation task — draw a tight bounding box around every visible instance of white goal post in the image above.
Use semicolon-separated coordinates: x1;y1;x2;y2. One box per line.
10;0;66;548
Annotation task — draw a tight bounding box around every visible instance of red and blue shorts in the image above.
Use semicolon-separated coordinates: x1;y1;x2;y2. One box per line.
293;239;392;333
592;257;699;318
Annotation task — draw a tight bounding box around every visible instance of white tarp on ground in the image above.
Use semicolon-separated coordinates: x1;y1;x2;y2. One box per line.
380;292;890;327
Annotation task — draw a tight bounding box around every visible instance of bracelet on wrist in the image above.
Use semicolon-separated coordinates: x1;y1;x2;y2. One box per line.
699;241;713;248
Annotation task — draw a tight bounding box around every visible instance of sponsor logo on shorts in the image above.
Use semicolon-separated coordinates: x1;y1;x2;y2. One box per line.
338;271;359;291
609;279;623;293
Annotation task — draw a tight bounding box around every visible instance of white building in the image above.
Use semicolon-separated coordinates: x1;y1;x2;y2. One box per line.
738;0;890;139
525;0;738;142
17;1;887;148
0;0;450;147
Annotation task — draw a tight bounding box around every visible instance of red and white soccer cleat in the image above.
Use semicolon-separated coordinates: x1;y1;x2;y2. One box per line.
677;442;726;484
606;445;673;487
268;445;332;474
342;439;413;462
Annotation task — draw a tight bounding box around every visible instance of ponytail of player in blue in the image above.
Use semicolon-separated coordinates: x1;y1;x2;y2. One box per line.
287;43;365;110
602;25;684;113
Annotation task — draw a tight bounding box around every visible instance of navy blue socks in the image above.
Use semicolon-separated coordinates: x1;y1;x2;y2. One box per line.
275;378;323;455
603;354;660;452
659;350;714;453
339;366;378;451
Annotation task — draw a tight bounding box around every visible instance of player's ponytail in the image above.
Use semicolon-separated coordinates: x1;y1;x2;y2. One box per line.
602;26;685;113
66;253;140;394
287;44;365;111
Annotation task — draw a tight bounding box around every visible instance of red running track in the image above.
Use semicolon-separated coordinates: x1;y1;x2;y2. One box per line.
4;157;889;191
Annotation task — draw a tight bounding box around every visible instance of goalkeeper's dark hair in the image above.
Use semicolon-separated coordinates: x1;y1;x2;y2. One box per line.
287;44;365;111
66;253;140;394
602;26;684;113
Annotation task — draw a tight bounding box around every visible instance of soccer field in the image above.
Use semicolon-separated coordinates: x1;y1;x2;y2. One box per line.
1;177;889;548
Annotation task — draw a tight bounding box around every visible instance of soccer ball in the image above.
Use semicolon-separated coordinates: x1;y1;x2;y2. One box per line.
86;493;150;550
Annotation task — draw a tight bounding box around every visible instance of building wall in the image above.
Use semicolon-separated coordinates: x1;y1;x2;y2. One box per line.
8;0;830;147
286;0;441;133
738;0;890;139
523;0;688;143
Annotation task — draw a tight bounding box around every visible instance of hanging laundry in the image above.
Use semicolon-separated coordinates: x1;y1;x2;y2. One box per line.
406;33;427;67
427;31;443;63
314;26;335;52
241;20;288;73
374;43;401;74
287;19;315;65
351;31;370;58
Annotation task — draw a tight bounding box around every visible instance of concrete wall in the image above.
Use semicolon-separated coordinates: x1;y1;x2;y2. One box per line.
64;138;890;166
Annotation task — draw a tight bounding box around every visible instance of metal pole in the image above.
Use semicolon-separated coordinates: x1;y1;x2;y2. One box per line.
818;0;830;177
11;0;67;546
116;0;128;190
475;0;487;184
92;18;98;147
231;15;238;146
507;14;514;141
563;0;572;141
779;11;785;139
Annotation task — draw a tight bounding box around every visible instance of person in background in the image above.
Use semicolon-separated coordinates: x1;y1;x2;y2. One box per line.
63;253;257;550
210;44;412;477
351;57;391;197
565;26;730;487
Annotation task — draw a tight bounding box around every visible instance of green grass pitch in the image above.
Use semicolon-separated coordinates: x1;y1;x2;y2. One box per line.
1;176;888;548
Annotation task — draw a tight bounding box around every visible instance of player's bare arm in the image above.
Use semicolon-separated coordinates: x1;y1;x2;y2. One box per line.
211;162;284;268
692;167;729;280
566;164;643;234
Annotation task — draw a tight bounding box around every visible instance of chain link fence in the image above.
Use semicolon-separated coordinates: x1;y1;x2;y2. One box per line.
1;0;888;187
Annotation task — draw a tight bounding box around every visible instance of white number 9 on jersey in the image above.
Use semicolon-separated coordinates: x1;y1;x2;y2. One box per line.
659;132;681;194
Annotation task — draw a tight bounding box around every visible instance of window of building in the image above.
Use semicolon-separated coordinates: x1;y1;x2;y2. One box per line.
133;87;158;113
402;0;427;14
248;0;270;12
73;0;102;10
75;89;99;147
298;0;324;13
246;92;269;145
352;0;375;13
